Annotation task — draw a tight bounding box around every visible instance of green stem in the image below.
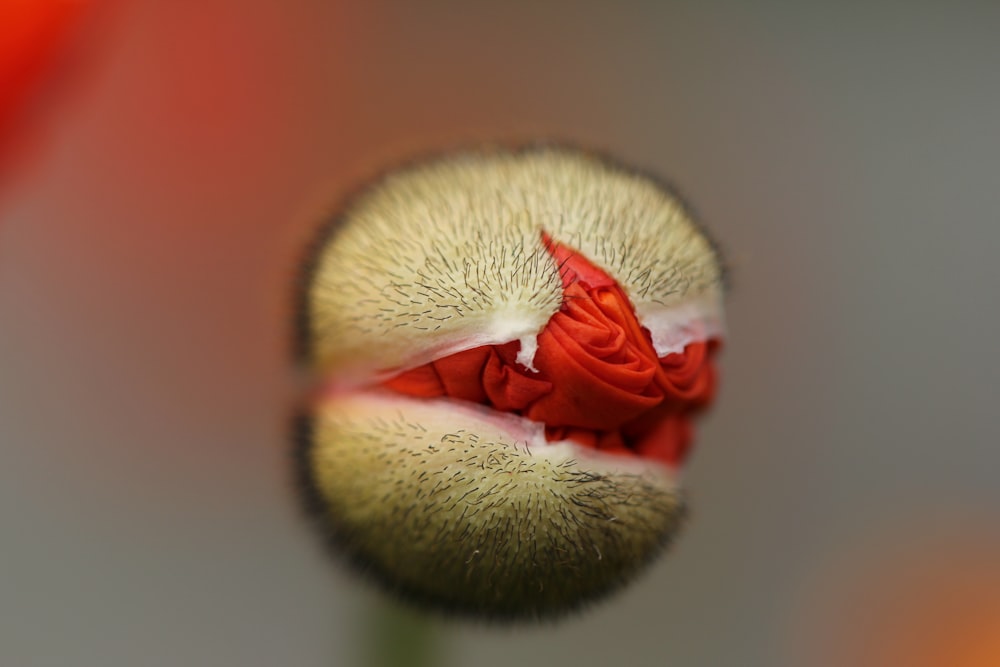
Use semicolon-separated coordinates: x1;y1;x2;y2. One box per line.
363;597;441;667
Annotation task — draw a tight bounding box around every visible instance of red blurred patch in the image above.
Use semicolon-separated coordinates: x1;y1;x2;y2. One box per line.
0;0;91;185
0;0;92;158
384;234;720;466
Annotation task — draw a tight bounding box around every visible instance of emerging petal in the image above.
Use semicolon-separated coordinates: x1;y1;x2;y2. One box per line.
384;234;720;467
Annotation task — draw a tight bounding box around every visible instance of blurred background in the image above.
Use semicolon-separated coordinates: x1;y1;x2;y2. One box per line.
2;1;999;666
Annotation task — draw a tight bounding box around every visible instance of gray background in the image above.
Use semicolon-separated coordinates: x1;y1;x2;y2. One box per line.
2;2;998;666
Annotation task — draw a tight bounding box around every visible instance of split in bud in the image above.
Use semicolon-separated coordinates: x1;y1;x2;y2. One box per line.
383;232;719;467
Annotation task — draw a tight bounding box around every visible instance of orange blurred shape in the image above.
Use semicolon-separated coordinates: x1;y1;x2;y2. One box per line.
862;560;1000;667
791;525;1000;667
868;552;1000;667
0;0;92;157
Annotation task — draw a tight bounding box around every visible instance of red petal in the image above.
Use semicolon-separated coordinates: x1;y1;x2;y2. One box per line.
381;233;721;466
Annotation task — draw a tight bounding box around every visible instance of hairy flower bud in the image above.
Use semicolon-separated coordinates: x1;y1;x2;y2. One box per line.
294;146;726;620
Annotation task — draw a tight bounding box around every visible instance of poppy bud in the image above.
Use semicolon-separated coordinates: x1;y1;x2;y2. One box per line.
294;147;725;619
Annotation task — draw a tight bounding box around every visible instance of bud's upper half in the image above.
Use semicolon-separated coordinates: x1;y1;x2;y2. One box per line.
295;147;725;620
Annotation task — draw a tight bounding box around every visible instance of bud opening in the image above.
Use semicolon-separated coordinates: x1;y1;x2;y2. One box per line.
383;233;720;466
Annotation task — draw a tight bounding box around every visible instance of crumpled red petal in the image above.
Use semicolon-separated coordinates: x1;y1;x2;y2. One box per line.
382;235;720;466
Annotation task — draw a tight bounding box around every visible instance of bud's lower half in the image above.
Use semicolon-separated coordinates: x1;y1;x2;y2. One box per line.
295;148;725;620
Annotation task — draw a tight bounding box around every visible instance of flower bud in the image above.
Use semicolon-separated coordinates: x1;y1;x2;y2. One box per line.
295;147;725;619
